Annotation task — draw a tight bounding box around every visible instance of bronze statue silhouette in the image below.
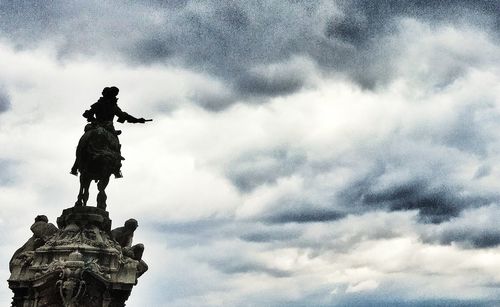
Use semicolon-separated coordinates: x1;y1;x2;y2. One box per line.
71;87;151;209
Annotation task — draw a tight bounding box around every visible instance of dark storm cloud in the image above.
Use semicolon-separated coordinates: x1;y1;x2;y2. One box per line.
264;207;345;224
340;170;495;223
1;1;499;109
361;181;461;223
260;175;482;226
439;229;500;248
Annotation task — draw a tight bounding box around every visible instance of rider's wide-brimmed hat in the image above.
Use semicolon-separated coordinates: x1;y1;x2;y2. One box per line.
102;86;119;97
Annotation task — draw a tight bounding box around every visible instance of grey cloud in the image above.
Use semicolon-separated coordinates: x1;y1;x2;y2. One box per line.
0;89;11;113
440;230;500;248
257;279;500;306
155;219;221;234
0;159;18;185
242;211;409;253
473;164;491;179
440;105;493;156
361;181;462;223
406;100;499;157
422;205;500;248
226;148;306;192
326;17;367;46
1;1;498;109
340;167;494;224
264;206;345;224
240;227;300;243
149;218;235;248
188;90;236;112
248;141;495;227
129;37;173;63
344;0;500;30
209;257;291;278
235;70;304;97
334;297;493;307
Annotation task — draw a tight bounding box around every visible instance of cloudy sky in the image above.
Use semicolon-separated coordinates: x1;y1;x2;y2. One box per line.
1;1;500;306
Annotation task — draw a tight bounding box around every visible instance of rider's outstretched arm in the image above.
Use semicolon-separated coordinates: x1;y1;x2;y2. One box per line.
115;106;146;124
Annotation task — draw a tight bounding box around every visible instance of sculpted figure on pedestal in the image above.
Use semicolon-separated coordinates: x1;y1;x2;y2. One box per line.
112;219;144;260
112;219;148;277
71;86;152;209
9;215;58;272
31;215;59;241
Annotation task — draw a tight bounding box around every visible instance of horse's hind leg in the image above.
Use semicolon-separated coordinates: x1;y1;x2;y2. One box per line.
75;175;91;207
96;177;109;210
82;176;90;206
75;178;84;206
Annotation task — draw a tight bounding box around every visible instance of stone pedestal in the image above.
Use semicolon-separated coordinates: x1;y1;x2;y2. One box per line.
8;207;147;307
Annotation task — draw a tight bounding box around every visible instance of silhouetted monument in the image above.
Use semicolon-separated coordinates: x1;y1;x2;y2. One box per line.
8;87;152;306
71;86;151;209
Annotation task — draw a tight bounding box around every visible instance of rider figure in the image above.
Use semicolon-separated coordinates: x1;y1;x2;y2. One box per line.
71;86;147;178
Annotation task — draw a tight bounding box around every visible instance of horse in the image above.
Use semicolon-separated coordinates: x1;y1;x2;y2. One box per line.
73;123;123;210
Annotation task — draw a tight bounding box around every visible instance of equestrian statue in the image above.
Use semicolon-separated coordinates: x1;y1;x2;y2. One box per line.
71;86;152;209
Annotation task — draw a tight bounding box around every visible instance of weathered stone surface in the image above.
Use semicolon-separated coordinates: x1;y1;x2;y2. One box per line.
8;206;148;307
57;206;112;231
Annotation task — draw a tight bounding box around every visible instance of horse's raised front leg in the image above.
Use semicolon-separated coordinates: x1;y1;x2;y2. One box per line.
75;174;91;207
96;176;110;210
